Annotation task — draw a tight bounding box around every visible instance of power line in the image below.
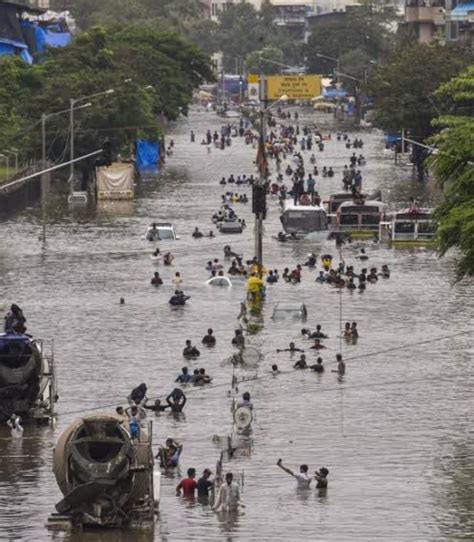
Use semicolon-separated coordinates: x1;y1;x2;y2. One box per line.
56;329;472;418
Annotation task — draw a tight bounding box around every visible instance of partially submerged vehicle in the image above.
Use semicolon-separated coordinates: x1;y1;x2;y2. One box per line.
280;201;328;238
326;190;381;214
0;334;56;423
379;208;437;246
271;302;308;322
144;223;179;241
206;276;233;287
218;221;243;234
48;414;159;530
334;200;387;238
96;162;135;200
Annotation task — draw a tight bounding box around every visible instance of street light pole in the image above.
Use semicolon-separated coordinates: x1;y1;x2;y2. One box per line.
0;154;10;179
5;150;18;173
41;113;47;244
253;55;292;279
68;88;114;194
42;113;46;168
255;70;267;278
69;98;74;193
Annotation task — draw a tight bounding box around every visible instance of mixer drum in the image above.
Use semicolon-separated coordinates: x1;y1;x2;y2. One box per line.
0;334;42;418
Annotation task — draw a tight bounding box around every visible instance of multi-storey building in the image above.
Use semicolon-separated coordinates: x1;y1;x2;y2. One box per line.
404;0;474;44
447;1;474;43
404;0;447;42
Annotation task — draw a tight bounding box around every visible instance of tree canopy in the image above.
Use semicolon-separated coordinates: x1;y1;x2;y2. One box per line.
71;0;208;32
244;47;284;76
305;3;397;75
369;43;472;140
73;0;301;73
430;66;474;279
0;25;213;164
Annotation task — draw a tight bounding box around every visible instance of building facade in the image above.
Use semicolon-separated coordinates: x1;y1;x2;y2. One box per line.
404;0;474;44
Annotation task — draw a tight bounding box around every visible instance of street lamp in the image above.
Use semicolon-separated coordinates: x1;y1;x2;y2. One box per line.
315;53;340;84
69;88;115;190
4;149;18;173
0;153;9;179
267;94;289;110
335;71;361;82
41;102;92;168
259;56;301;74
254;92;289;277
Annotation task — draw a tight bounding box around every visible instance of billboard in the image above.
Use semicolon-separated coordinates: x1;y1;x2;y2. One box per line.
267;75;322;100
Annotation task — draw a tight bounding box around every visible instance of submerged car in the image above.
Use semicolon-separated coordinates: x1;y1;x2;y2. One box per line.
144;223;179;241
218;221;243;234
271;302;308;322
206;276;233;287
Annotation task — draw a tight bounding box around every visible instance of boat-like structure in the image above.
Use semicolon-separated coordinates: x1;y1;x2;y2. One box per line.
48;414;159;530
379;208;437;246
0;333;56;423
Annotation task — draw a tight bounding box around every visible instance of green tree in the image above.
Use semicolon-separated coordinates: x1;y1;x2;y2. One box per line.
188;19;221;56
71;0;208;32
215;2;298;73
0;58;32;155
369;43;473;178
429;66;474;278
244;47;284;76
3;25;213;165
338;48;373;92
305;4;397;74
217;3;267;72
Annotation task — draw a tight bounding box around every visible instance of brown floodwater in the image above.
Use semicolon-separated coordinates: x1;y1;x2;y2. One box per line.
0;108;472;541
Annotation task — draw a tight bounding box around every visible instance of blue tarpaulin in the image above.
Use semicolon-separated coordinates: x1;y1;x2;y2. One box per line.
17;18;71;59
0;37;32;63
384;133;401;145
136;139;160;174
44;30;71;48
223;75;247;95
0;41;15;55
323;88;348;99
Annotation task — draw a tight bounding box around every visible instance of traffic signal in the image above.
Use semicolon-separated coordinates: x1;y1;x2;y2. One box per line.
252;185;267;219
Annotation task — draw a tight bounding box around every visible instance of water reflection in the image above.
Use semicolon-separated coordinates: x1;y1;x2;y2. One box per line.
216;510;242;539
0;108;471;541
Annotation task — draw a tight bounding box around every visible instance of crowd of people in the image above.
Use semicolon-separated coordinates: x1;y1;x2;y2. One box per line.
122;106;401;516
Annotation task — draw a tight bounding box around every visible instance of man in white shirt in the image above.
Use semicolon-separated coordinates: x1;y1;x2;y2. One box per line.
213;472;243;512
277;458;311;489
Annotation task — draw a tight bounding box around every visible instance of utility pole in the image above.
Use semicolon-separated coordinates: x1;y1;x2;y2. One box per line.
254;62;267;279
42;114;46;168
69;98;74;196
41;113;47;243
221;54;225;107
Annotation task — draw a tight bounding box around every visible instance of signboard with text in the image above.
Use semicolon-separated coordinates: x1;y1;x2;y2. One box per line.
266;75;322;100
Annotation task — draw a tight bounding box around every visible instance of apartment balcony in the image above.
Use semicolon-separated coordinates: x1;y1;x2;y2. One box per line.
405;6;446;25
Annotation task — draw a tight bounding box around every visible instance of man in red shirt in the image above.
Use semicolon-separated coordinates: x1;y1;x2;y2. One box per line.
176;468;197;497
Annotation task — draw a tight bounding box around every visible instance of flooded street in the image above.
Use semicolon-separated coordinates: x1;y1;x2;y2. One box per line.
0;108;472;541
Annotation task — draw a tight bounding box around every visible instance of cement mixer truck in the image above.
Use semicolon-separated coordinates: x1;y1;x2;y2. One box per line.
48;414;159;530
